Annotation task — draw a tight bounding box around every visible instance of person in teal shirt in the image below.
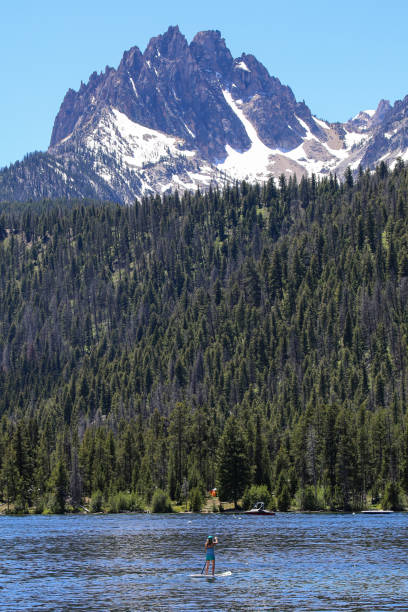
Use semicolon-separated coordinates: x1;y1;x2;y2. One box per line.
204;535;218;575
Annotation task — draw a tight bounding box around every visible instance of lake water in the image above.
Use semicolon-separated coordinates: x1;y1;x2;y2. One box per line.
0;512;407;611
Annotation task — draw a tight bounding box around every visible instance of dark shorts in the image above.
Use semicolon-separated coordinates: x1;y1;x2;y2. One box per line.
206;551;215;561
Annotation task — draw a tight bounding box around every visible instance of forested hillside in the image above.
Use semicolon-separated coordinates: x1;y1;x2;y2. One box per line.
1;162;408;512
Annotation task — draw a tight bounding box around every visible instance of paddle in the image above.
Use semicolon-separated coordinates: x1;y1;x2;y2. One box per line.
201;561;206;574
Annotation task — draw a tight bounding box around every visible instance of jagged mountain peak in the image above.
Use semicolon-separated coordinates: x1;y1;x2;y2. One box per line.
144;25;189;60
371;99;392;125
190;30;233;78
191;29;224;45
3;27;408;205
118;46;143;75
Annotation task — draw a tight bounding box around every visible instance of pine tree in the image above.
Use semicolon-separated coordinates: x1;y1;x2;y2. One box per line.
50;459;69;513
217;416;251;508
0;443;20;510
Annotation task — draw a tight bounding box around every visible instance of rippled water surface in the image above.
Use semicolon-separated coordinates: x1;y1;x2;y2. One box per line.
0;512;407;610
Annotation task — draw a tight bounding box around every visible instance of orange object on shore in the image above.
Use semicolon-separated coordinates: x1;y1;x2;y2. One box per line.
210;488;217;497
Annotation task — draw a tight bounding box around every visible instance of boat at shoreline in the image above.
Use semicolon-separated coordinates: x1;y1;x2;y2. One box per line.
361;509;394;514
243;501;275;516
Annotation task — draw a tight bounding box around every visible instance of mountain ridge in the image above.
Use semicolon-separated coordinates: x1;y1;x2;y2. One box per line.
2;26;408;204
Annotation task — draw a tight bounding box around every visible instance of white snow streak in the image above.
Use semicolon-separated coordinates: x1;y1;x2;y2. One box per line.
184;123;196;139
129;76;139;98
313;117;329;130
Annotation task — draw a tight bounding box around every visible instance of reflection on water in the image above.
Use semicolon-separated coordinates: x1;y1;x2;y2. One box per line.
0;512;407;610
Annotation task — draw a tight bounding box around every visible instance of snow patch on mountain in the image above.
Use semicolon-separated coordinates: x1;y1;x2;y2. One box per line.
90;109;196;166
217;90;273;181
235;61;251;72
344;131;367;148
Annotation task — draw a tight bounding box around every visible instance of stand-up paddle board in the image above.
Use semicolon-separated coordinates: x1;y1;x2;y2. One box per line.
190;571;232;578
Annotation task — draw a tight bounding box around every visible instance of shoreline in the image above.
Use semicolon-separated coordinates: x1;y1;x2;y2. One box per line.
0;507;404;516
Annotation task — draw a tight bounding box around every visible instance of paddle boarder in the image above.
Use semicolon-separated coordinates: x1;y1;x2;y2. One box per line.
204;535;218;576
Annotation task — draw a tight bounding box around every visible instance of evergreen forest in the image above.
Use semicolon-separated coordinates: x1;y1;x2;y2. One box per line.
1;162;408;513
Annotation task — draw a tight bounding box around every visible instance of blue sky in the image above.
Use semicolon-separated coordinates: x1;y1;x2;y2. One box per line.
2;0;408;169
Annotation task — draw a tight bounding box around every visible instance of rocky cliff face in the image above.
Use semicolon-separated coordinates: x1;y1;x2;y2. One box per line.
2;26;408;204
